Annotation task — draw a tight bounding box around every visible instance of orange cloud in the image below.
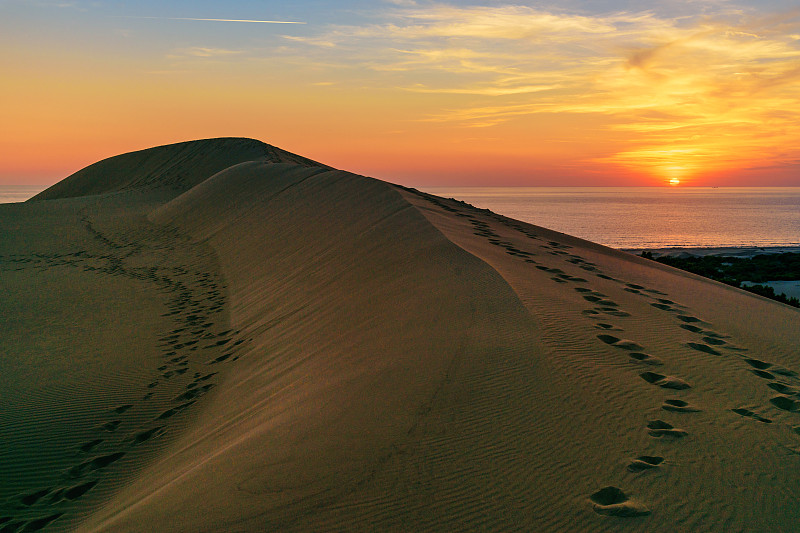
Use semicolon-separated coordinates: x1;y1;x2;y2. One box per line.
284;4;800;183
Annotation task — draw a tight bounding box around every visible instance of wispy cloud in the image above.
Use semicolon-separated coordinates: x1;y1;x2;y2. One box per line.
278;3;800;182
117;16;305;25
168;47;244;58
403;83;560;96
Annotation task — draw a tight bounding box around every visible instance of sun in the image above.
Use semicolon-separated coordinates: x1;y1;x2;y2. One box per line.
669;178;681;186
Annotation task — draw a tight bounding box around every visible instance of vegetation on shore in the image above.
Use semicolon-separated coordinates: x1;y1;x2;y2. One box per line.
641;252;800;308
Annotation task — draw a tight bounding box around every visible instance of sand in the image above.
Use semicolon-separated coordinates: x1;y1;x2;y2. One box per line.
2;138;799;532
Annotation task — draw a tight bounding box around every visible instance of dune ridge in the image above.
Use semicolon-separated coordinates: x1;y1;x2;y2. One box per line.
2;138;799;532
30;137;326;202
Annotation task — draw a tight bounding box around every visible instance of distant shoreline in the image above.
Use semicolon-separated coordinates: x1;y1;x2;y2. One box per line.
622;245;800;259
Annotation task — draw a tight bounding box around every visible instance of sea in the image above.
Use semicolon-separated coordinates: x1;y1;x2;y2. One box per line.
0;185;43;205
422;187;800;251
2;185;799;252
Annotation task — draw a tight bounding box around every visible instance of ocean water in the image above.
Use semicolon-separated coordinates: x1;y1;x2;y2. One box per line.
422;187;800;250
0;185;43;204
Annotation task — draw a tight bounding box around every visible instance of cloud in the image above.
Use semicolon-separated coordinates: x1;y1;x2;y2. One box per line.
117;16;305;25
278;2;800;180
403;83;560;96
168;47;244;58
282;35;338;48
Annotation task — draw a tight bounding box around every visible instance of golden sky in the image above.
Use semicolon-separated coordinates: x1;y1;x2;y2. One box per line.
2;1;799;186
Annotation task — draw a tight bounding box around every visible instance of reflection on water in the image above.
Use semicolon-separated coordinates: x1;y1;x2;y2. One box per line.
422;187;800;249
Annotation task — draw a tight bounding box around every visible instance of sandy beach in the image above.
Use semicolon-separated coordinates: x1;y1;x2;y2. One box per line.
2;138;799;532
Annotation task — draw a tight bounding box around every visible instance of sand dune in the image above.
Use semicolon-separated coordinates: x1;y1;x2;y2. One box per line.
2;138;799;532
31;138;324;202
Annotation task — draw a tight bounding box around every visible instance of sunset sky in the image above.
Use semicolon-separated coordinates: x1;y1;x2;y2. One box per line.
2;0;799;186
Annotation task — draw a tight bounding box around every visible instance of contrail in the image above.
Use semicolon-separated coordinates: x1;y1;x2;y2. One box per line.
118;16;306;24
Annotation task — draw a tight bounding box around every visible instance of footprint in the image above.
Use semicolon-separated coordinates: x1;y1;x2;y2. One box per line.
732;408;772;423
751;369;775;380
662;399;701;413
597;335;644;351
175;384;214;402
69;452;125;477
744;359;771;370
647;420;688;438
101;420;121;432
626;284;645;290
651;303;674;311
132;426;165;445
772;367;798;377
687;342;721;356
595;323;622;331
677;315;702;324
640;372;691;390
644;289;667;295
679;324;704;333
627;456;664;473
64;480;98;500
701;337;726;346
589;486;650;517
112;405;133;414
209;353;231;364
157;401;195;420
19;513;63;531
770;396;800;412
629;352;663;366
0;520;24;531
79;439;103;453
20;488;51;506
767;382;797;394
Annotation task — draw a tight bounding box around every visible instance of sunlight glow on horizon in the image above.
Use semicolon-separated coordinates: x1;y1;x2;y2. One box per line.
1;1;799;187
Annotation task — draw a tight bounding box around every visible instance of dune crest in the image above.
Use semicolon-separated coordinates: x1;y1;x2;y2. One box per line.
30;137;325;201
2;138;799;532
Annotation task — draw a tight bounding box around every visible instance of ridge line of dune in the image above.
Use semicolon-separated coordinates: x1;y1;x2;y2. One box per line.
30;137;328;202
